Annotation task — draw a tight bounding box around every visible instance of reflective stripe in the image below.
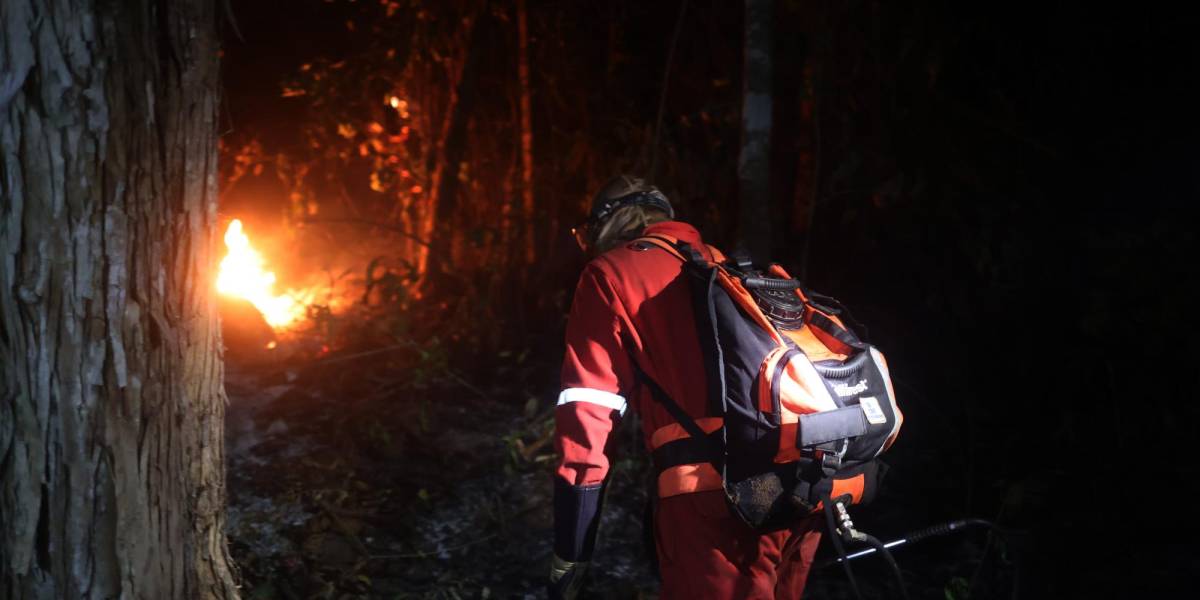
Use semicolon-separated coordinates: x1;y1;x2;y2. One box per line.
557;387;627;416
868;347;902;456
657;463;723;498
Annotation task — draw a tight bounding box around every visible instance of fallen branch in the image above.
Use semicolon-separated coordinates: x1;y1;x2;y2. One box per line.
517;428;554;462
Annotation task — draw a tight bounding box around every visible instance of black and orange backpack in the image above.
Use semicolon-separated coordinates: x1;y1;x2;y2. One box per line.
633;235;903;532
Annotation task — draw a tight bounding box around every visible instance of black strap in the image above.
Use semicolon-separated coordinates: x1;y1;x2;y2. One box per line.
641;234;708;265
644;234;866;352
807;310;868;351
632;363;724;471
633;364;712;441
807;290;870;343
652;432;723;471
798;405;869;448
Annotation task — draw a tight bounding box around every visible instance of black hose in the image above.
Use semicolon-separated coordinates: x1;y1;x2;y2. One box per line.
816;518;1002;569
822;497;865;600
906;518;998;544
860;531;911;600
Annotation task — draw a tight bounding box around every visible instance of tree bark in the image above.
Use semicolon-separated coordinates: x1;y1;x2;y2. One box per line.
738;0;773;263
517;0;535;265
422;3;490;283
0;0;238;598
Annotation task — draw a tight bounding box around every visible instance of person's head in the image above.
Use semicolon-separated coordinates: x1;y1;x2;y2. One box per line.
574;175;674;255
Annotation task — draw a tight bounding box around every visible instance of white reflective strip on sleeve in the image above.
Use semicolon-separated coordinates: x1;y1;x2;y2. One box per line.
869;347;901;457
557;387;628;416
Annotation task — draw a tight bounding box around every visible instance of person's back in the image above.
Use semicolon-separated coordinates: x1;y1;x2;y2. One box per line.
550;176;825;599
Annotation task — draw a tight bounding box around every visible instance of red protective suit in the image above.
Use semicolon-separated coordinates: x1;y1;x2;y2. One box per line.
554;221;822;599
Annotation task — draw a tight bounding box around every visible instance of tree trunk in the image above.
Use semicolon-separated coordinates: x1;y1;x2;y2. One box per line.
0;0;238;598
517;0;535;265
422;4;490;284
738;0;774;263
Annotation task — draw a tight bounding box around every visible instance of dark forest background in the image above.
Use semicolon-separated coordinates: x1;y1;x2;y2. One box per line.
216;1;1198;597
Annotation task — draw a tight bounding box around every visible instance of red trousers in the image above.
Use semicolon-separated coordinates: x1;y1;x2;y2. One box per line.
655;490;824;599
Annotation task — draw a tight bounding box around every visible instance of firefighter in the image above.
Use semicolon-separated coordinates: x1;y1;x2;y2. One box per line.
548;176;824;599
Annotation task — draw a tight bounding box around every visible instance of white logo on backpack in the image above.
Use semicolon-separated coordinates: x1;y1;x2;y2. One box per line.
833;379;869;397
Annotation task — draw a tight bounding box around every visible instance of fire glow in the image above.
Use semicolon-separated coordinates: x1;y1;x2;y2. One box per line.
217;219;309;329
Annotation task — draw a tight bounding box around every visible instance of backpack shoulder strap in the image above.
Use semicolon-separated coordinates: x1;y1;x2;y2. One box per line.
632;362;713;443
635;235;722;266
631;361;724;473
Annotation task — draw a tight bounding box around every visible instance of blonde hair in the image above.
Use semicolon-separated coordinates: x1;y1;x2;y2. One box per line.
591;204;670;254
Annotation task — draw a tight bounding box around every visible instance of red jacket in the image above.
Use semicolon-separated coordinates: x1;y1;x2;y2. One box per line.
557;221;722;489
552;221;722;561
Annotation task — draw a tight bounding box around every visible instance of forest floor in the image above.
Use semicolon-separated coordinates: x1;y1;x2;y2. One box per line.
222;335;1007;599
222;341;659;600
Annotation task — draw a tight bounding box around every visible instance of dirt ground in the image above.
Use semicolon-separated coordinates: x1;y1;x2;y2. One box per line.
223;340;1008;599
223;343;661;599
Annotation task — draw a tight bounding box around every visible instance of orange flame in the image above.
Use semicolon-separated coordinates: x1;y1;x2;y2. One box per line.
217;219;309;329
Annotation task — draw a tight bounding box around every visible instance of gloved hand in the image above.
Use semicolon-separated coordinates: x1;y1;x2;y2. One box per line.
547;554;589;600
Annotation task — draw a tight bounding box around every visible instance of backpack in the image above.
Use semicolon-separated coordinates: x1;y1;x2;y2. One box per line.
633;235;902;532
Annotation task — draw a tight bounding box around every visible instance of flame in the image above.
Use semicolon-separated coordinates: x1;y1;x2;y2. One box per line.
217;219;308;328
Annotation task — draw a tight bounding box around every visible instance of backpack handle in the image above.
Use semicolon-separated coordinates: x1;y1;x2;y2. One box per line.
743;276;801;291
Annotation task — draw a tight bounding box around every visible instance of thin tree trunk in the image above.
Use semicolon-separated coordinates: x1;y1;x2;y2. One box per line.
0;0;238;598
738;0;774;263
419;4;489;283
517;0;535;264
798;3;827;283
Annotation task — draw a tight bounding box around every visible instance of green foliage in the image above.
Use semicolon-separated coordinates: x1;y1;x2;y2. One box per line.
944;576;971;600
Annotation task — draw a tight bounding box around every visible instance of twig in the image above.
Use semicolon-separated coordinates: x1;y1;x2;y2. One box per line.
309;344;413;366
517;428;554;461
442;368;488;399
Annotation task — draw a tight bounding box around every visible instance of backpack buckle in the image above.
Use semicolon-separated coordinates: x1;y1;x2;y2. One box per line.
800;439;848;477
820;450;843;473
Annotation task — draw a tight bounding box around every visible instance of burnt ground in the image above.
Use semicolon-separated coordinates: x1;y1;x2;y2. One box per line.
223;340;1010;600
223;342;660;600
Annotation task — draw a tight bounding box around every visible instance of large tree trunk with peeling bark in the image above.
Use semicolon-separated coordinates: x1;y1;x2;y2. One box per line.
0;1;238;598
